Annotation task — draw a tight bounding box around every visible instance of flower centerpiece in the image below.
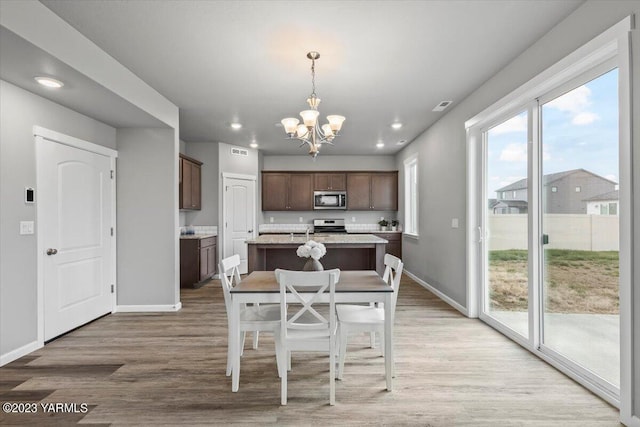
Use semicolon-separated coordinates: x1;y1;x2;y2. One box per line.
297;240;327;271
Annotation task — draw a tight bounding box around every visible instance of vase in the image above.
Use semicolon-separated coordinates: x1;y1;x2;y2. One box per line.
303;258;324;271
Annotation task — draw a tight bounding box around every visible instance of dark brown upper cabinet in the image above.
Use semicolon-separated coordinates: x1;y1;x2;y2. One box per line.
347;172;398;211
314;173;346;191
262;172;313;211
179;154;202;210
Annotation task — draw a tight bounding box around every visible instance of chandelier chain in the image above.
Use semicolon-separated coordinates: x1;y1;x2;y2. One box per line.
310;57;317;100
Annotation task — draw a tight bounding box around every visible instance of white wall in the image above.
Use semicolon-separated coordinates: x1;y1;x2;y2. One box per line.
116;128;179;307
0;80;116;357
184;142;219;226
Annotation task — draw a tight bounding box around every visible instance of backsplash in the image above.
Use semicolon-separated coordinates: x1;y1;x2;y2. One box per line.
258;223;396;233
180;225;218;235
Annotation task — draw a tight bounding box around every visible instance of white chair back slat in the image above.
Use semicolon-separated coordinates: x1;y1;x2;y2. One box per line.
219;254;242;317
382;254;404;310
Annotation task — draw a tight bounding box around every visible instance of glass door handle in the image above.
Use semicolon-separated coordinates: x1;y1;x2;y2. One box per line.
542;234;549;245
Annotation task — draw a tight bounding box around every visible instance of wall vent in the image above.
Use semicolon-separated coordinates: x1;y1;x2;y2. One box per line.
433;100;453;112
231;147;249;157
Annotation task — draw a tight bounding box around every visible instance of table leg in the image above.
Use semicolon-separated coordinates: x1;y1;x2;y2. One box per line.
384;293;393;391
231;297;241;392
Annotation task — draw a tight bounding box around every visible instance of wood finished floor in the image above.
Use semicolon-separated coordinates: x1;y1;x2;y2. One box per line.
0;276;620;426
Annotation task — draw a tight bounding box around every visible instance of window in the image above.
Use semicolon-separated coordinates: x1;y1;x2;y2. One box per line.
600;204;609;215
609;202;618;215
513;191;517;198
502;191;507;199
404;155;418;237
575;186;581;192
551;186;558;193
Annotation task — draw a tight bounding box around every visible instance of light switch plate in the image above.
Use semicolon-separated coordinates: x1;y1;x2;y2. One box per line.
20;221;34;235
351;217;356;222
270;217;274;223
299;217;303;223
451;218;459;229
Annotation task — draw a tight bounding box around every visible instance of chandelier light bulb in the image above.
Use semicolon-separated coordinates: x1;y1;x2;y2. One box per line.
281;118;299;135
300;110;319;127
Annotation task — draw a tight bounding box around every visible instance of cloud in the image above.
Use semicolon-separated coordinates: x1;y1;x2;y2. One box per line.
490;114;527;135
572;112;600;125
546;85;591;113
499;143;527;162
545;85;598;126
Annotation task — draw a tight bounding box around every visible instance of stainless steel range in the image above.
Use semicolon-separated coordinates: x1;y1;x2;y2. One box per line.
313;218;347;234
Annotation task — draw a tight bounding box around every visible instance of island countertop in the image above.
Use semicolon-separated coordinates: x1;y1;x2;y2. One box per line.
246;233;388;245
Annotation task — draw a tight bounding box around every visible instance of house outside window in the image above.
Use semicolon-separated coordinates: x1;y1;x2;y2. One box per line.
575;186;581;192
404;154;418;237
551;186;558;192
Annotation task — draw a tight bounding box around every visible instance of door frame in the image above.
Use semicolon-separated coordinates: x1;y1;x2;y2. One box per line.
34;126;117;346
465;16;632;410
220;172;256;266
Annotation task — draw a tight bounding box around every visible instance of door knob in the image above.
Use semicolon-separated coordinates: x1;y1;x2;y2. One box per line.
46;248;58;255
247;229;253;233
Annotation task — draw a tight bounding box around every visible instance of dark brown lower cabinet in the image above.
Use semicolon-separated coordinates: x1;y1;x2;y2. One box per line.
372;232;402;260
180;236;217;288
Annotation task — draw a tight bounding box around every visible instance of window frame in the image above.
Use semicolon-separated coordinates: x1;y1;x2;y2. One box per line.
403;154;419;238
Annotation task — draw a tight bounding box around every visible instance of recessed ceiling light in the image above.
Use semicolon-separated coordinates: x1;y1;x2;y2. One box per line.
391;122;402;130
230;122;242;130
376;142;385;149
250;142;258;148
34;76;64;88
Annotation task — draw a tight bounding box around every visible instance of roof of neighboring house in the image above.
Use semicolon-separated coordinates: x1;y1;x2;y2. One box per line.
493;200;528;209
495;169;618;192
488;198;499;209
584;190;619;202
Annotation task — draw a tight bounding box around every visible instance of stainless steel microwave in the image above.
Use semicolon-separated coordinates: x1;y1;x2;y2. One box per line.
313;191;347;210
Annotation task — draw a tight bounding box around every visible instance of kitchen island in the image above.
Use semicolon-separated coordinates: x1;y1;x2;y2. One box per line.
246;234;388;276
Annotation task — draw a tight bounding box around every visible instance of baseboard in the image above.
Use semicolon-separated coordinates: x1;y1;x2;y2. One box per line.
404;269;468;316
0;340;42;367
115;302;182;313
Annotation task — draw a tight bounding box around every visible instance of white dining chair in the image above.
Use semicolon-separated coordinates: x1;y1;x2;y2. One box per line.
220;254;282;378
275;268;340;406
335;254;403;380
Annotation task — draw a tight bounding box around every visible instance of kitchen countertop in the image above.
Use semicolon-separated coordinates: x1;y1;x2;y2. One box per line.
180;233;217;239
246;233;387;245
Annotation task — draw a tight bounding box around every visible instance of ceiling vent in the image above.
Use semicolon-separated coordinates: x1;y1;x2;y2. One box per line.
433;100;453;112
231;147;249;157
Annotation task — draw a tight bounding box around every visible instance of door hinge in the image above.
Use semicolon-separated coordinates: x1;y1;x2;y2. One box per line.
110;227;114;236
111;284;115;293
225;185;228;191
110;170;114;179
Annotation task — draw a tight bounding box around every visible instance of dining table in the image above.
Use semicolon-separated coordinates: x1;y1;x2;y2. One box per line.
229;270;394;393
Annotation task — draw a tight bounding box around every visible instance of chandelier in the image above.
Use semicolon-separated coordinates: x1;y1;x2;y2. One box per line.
280;51;345;158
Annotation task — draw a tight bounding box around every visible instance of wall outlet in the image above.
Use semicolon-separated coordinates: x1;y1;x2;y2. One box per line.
270;217;274;223
451;218;459;229
351;217;356;222
299;217;303;223
20;221;34;235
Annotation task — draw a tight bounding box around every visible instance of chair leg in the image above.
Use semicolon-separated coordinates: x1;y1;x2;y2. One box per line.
226;326;233;376
370;331;376;349
287;351;292;371
253;331;259;350
281;360;288;405
380;330;385;357
329;339;336;406
274;333;283;378
241;332;246;356
338;326;348;380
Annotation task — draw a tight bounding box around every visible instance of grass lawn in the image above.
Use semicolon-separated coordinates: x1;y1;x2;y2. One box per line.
488;249;619;314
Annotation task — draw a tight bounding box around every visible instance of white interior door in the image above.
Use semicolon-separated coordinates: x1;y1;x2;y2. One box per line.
223;177;255;274
37;136;114;341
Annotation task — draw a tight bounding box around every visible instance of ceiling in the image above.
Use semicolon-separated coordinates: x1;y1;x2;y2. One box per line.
29;1;583;155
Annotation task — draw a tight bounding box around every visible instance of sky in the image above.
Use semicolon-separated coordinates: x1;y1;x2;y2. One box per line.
486;68;619;198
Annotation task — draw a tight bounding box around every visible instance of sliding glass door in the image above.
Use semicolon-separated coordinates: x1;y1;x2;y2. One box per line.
480;65;620;395
483;111;529;339
539;68;620;390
